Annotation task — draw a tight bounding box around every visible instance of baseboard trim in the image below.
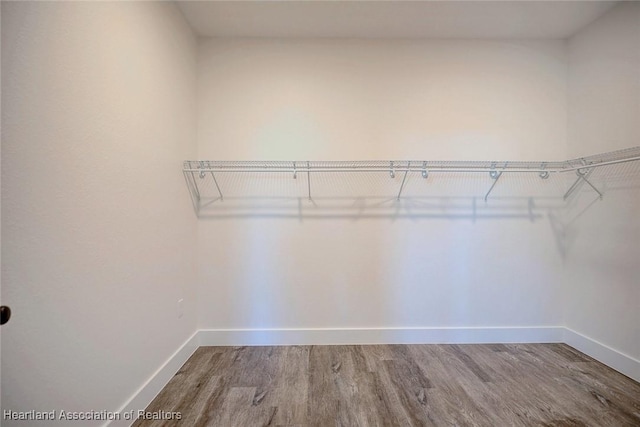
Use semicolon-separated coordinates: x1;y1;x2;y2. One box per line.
563;328;640;382
197;326;564;346
111;326;639;427
106;331;199;427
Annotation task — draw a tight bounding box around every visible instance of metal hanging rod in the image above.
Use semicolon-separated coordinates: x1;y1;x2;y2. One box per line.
559;155;640;172
183;146;640;207
184;147;640;175
185;167;561;173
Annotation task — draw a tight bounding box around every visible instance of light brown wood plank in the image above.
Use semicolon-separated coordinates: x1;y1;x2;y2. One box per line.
134;344;640;427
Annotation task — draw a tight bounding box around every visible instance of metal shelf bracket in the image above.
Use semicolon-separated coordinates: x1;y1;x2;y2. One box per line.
577;169;603;200
484;162;505;202
397;162;410;200
307;161;312;201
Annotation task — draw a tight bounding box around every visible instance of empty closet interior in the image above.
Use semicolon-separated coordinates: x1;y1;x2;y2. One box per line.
1;0;639;424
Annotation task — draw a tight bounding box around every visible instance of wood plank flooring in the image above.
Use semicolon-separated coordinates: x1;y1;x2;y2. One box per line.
133;344;640;427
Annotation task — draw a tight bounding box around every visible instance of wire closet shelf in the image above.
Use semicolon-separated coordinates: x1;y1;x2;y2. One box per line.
183;146;640;204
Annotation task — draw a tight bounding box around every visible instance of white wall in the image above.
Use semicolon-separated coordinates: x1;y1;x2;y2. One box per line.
196;39;568;334
198;39;567;161
3;2;637;420
1;2;197;424
567;2;640;158
565;1;640;374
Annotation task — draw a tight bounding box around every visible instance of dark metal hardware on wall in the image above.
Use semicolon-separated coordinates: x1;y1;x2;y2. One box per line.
1;306;11;325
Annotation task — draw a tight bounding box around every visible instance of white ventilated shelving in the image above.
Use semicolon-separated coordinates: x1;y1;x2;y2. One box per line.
183;146;640;216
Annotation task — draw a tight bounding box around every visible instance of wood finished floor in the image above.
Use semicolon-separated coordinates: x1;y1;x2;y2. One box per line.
134;344;640;427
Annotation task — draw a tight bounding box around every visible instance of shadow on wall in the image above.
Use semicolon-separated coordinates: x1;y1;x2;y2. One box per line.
187;159;640;257
188;167;569;219
195;196;552;221
548;159;640;259
194;159;640;329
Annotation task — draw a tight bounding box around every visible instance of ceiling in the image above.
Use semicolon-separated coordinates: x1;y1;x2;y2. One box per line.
177;1;618;39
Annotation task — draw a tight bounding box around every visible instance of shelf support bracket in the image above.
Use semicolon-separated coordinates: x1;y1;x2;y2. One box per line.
563;168;601;200
210;171;223;201
580;175;603;200
577;169;603;200
397;162;410;200
484;163;504;202
484;172;502;202
307;161;312;201
563;175;582;201
191;163;203;201
183;168;201;214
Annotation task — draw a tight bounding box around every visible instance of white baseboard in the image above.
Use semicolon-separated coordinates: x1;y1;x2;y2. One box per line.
106;331;199;427
563;328;640;382
197;326;564;346
110;326;639;427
